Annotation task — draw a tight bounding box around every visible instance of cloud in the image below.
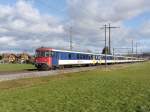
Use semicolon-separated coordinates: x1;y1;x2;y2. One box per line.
66;0;150;52
0;36;16;46
0;0;66;53
0;0;150;54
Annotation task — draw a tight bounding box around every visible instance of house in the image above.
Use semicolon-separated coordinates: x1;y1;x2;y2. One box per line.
2;53;17;63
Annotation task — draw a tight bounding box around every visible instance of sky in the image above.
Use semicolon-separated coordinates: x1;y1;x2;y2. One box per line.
0;0;150;54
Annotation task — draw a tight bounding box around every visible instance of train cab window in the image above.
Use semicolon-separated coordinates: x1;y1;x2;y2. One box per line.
40;52;45;57
45;52;49;57
36;51;53;57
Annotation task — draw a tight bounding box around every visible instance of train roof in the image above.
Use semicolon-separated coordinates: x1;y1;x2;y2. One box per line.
36;47;138;58
52;49;114;56
36;47;52;51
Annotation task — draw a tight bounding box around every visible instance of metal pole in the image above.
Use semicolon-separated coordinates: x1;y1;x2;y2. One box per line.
106;24;119;55
104;24;107;68
132;40;134;57
136;42;138;57
132;40;133;54
108;23;111;54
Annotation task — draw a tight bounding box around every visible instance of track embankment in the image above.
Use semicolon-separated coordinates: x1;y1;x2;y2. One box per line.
0;63;141;82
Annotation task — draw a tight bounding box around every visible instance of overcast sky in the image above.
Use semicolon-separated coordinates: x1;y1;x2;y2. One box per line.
0;0;150;54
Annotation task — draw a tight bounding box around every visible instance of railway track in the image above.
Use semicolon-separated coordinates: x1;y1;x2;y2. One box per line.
0;66;99;82
0;63;138;82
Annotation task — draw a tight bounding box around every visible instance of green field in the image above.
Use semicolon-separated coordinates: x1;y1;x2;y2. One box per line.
0;64;36;72
0;62;150;112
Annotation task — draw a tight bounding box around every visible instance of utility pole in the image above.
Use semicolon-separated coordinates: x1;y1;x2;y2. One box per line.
69;27;73;50
113;48;115;56
106;24;119;54
113;48;115;63
104;24;107;68
100;24;119;69
136;42;138;57
100;24;107;69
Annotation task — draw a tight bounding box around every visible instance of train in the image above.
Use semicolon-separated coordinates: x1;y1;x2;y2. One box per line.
35;47;145;70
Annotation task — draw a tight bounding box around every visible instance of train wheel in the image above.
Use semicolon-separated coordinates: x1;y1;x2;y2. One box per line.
41;64;49;71
59;66;64;70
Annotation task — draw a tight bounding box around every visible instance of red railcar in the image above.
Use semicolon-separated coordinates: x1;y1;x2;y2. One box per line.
35;47;53;70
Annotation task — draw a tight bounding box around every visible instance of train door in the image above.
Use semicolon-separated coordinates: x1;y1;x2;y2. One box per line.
99;55;102;64
52;51;59;66
93;55;96;65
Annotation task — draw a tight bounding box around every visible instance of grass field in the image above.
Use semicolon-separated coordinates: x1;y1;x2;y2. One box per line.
0;62;150;112
0;64;36;72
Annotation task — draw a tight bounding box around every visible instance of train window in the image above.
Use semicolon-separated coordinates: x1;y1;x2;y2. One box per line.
103;56;106;60
77;54;79;59
83;54;85;59
69;53;72;59
84;55;86;60
102;56;104;60
45;52;49;57
89;55;90;59
82;55;85;59
86;55;89;60
96;56;98;60
107;56;109;60
82;54;84;59
89;55;91;59
81;54;84;59
79;54;81;59
92;55;94;59
91;55;93;59
109;56;113;60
